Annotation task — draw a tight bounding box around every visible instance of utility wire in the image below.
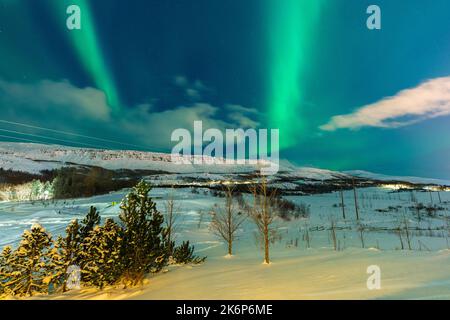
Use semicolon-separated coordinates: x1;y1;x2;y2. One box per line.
0;133;53;145
0;128;107;149
0;119;151;150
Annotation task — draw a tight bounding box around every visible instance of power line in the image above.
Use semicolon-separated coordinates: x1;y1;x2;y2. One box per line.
0;128;107;149
0;119;151;150
0;133;54;145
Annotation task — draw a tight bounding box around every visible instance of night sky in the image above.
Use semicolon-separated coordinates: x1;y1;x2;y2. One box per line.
0;0;450;178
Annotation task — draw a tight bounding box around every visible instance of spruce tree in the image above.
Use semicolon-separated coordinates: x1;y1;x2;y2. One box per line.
50;208;100;291
0;246;13;296
119;180;166;284
172;241;205;264
79;206;101;240
5;224;54;296
50;219;82;292
80;219;122;288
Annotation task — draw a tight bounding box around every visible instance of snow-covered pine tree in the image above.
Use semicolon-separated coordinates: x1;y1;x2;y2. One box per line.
80;219;122;288
119;180;166;284
0;246;13;296
50;219;82;292
50;208;100;291
5;224;54;296
79;206;101;240
172;241;205;264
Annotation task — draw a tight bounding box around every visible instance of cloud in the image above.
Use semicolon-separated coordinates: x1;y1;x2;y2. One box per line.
0;79;111;121
0;78;259;150
173;75;188;87
225;104;259;114
173;75;211;101
320;76;450;131
225;104;260;128
186;88;201;100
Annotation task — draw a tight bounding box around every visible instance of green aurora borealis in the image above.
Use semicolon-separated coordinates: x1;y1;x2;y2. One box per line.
266;0;323;149
52;0;121;112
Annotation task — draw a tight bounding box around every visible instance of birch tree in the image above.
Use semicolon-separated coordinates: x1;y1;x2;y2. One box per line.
209;185;246;256
249;178;279;264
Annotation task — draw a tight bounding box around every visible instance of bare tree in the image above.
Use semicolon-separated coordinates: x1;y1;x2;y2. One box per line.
303;223;312;249
403;214;412;250
209;185;246;256
164;189;181;254
396;222;405;250
330;217;338;251
249;177;279;264
357;223;365;249
340;187;346;219
352;179;360;220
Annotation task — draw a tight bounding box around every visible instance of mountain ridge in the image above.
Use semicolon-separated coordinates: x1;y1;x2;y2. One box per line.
0;142;448;186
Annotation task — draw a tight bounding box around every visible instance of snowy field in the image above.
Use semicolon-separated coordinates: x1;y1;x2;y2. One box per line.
1;186;450;299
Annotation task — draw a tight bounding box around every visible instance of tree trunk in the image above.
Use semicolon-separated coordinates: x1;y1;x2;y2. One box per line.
352;179;359;220
228;200;232;255
340;188;346;219
264;223;269;264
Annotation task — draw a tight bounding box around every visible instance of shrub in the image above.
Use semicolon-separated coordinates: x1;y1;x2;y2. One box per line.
276;198;310;221
172;241;205;264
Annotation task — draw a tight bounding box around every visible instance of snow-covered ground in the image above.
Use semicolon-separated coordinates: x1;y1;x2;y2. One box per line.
1;185;450;299
43;248;450;300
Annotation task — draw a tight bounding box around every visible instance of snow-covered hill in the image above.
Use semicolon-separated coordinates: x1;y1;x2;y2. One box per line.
0;142;347;179
345;170;450;186
0;142;448;187
0;142;260;174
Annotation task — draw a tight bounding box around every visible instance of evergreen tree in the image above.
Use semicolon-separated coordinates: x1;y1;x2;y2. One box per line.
5;224;54;296
49;208;100;291
79;206;101;241
172;241;205;264
119;180;167;284
80;219;122;288
29;180;41;200
0;246;13;296
50;219;82;292
43;181;53;199
60;219;82;266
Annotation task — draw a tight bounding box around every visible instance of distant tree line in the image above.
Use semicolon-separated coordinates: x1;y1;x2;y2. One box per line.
0;167;140;200
52;167;138;199
0;168;54;185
